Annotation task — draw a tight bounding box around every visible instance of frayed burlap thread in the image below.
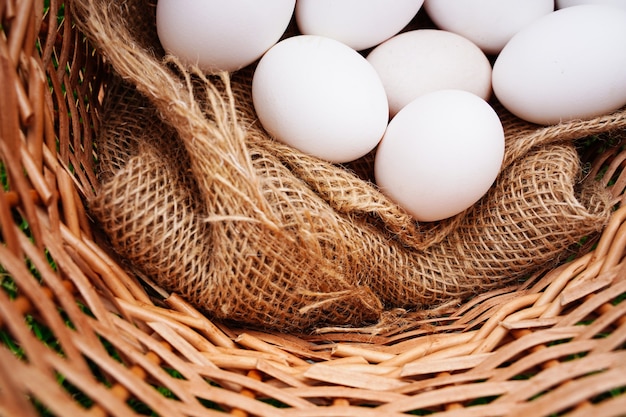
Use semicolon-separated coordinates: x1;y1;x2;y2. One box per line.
76;0;622;330
91;79;385;330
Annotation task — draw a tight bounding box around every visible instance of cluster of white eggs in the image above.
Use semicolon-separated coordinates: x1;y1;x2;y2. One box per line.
156;0;626;221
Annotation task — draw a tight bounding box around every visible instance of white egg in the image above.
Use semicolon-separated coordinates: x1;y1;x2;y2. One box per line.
156;0;295;73
492;5;626;125
295;0;425;51
424;0;554;55
556;0;626;12
366;29;492;117
252;35;389;163
375;90;504;222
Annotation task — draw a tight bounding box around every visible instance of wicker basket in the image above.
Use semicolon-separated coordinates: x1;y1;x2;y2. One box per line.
2;1;626;416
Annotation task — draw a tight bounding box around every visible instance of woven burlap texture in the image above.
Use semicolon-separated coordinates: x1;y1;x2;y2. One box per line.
76;0;621;330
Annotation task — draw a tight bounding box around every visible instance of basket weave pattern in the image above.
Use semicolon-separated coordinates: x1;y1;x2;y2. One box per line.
1;1;626;416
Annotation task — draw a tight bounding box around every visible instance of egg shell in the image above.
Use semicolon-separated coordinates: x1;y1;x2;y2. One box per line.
375;90;504;222
156;0;295;73
424;0;554;55
556;0;626;12
252;35;389;163
367;29;492;117
492;5;626;125
295;0;424;51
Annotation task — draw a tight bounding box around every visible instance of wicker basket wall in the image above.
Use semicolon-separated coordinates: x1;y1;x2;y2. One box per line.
1;1;626;416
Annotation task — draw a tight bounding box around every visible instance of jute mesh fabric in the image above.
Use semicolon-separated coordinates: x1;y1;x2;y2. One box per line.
76;0;621;330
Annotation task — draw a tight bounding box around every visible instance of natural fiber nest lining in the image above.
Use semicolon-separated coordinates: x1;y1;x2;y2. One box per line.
76;0;620;331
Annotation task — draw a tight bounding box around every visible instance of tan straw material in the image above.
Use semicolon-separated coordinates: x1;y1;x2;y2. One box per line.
1;0;625;416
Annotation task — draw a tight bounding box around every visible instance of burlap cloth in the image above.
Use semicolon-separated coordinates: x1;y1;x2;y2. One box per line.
73;0;626;331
